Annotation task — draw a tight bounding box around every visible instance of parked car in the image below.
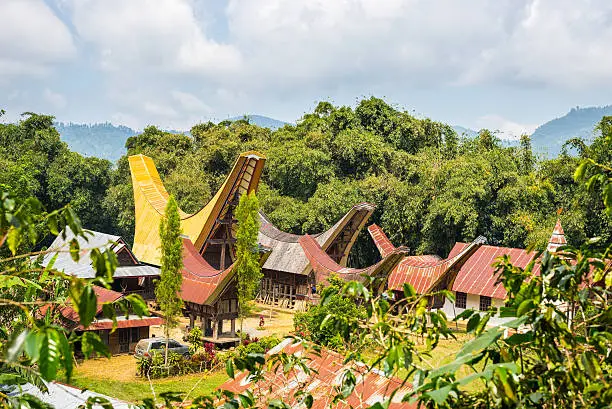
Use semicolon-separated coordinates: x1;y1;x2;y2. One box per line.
134;338;190;359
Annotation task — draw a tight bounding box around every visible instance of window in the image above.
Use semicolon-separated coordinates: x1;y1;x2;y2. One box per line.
455;292;467;309
479;295;492;312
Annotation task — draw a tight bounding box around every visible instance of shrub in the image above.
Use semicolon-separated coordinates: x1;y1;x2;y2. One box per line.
187;326;203;354
294;276;366;349
234;335;281;359
136;345;218;379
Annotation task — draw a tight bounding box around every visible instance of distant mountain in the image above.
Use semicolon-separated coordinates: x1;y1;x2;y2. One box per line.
227;115;289;130
530;106;612;156
452;125;478;138
56;115;289;161
55;122;137;161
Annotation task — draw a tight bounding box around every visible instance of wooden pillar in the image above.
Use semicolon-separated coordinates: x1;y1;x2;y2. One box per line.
220;243;226;271
230;319;236;337
189;314;195;330
218;320;223;337
212;320;218;340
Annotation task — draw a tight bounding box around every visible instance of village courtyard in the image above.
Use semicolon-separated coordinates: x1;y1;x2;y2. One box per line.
67;304;296;402
67;303;474;403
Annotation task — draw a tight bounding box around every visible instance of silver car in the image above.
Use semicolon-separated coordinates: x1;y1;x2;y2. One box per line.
134;337;190;359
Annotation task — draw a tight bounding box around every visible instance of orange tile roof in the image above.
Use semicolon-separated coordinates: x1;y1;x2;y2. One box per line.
220;339;416;409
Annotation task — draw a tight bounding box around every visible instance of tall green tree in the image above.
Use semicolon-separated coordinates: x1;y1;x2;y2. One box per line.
234;191;262;331
155;195;184;366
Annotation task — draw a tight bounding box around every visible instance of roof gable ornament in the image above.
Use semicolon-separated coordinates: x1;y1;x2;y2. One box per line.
547;218;567;253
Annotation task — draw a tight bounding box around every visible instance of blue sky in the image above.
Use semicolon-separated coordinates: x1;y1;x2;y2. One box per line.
1;0;612;138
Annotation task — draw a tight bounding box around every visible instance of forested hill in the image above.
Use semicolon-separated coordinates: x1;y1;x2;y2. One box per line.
56;116;288;161
530;106;612;156
2;99;610;268
55;122;137;161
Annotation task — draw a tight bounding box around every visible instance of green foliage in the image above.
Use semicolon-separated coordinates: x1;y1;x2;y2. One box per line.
187;326;203;354
294;276;366;349
0;190;149;407
235;192;262;319
233;335;281;360
156;195;184;365
0;114;114;234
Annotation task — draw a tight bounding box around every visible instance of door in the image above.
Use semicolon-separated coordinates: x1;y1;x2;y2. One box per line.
118;328;130;353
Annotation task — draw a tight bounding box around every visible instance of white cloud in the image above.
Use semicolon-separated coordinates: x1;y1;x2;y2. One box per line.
4;0;612;129
0;0;75;78
224;0;612;89
66;0;241;76
43;88;67;110
171;91;212;113
474;114;538;140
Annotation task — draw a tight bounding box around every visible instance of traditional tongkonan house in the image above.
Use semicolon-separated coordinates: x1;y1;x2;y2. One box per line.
299;234;410;293
369;221;568;325
257;203;377;309
129;152;266;345
39;286;163;354
368;224;486;308
42;229;160;299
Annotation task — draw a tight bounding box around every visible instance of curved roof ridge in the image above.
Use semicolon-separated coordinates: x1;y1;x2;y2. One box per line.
299;234;409;284
130;152;265;265
258;203;376;275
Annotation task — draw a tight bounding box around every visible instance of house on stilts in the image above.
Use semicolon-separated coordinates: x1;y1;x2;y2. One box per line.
257;203;377;310
130;153;390;314
129;152;266;345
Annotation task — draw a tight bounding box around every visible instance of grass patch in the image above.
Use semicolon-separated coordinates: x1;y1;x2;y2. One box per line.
66;355;228;403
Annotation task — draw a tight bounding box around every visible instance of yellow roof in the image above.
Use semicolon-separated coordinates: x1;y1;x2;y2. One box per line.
129;151;266;266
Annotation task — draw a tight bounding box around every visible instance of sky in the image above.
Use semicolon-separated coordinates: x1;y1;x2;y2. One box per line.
1;0;612;138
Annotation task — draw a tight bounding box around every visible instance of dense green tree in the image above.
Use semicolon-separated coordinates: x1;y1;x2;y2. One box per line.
156;195;184;366
234;191;262;331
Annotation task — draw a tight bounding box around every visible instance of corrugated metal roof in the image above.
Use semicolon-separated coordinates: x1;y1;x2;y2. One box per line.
220;338;416;409
42;229;158;279
42;229;123;278
449;243;539;298
40;286;123;328
83;315;163;331
259;203;375;275
299;234;409;284
40;286;164;331
113;265;160;277
14;382;129;409
368;225;486;294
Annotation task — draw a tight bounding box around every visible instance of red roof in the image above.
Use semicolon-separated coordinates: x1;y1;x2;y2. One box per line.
179;238;235;306
368;224;397;258
298;234;409;285
83;316;163;330
368;225;486;294
220;339;416;409
449;243;539;298
40;286;162;330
